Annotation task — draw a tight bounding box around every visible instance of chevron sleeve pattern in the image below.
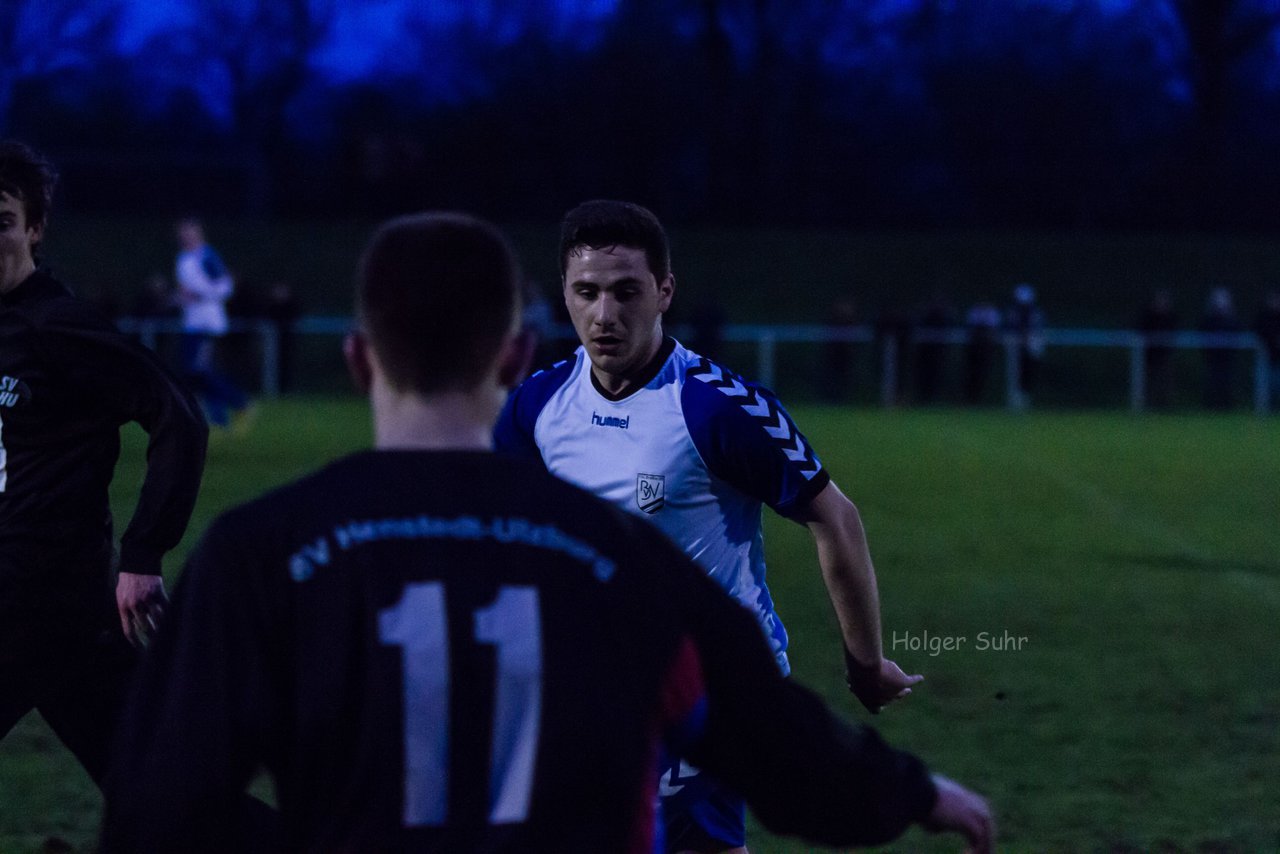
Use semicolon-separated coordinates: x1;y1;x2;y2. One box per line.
682;356;830;519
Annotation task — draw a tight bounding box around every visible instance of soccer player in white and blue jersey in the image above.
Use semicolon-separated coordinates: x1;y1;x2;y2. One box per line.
495;200;923;854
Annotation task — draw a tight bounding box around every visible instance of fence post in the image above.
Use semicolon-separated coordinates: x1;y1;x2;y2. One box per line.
1254;344;1270;415
758;331;776;390
258;320;280;399
1129;336;1146;413
880;334;898;407
1004;334;1023;411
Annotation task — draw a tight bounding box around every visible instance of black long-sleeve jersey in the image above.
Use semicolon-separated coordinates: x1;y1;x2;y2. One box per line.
103;450;938;853
0;269;207;645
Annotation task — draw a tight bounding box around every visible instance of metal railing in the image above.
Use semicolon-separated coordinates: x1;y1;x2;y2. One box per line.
116;317;1274;414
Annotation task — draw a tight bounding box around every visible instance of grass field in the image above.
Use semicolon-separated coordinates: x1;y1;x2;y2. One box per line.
0;399;1276;852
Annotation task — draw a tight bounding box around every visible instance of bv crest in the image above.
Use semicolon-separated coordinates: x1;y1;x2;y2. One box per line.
636;473;665;514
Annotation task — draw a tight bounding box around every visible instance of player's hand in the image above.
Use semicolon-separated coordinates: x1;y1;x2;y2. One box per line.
116;572;168;648
844;649;923;713
921;774;994;853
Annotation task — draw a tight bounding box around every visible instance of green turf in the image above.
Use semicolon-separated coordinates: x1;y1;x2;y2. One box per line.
1;400;1276;852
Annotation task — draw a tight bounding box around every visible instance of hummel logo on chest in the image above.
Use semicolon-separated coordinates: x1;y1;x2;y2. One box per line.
591;410;629;429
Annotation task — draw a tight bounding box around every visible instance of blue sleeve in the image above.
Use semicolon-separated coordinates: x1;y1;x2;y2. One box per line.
201;246;228;280
683;359;830;519
492;359;574;464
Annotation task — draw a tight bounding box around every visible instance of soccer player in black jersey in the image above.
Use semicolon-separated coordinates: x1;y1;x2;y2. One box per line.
102;212;993;852
0;140;208;785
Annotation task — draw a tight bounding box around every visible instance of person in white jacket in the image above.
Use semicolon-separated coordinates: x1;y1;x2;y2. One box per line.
174;218;250;428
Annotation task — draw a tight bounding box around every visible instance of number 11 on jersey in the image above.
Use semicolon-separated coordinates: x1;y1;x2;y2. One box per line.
379;582;543;827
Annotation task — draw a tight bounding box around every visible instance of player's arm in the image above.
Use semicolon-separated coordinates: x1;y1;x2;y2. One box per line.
657;540;992;849
682;373;917;711
789;480;922;713
176;253;232;301
40;309;208;643
101;517;276;852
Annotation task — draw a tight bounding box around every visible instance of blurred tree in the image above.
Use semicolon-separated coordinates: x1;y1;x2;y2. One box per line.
6;0;1280;229
136;0;338;212
1168;0;1280;225
895;0;1186;228
0;0;124;135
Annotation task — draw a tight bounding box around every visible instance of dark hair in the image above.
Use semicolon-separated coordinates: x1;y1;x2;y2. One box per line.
0;139;58;245
357;211;522;395
559;200;670;283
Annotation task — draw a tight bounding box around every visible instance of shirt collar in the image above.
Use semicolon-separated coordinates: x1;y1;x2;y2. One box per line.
0;267;52;307
588;336;677;402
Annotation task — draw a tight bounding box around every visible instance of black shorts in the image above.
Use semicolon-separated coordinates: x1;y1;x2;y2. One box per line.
0;629;138;785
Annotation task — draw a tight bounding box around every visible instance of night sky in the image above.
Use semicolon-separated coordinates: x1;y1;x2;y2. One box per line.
8;0;1280;228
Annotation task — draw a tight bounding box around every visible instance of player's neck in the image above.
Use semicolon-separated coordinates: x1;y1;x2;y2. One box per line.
371;385;499;452
0;257;36;295
590;334;673;400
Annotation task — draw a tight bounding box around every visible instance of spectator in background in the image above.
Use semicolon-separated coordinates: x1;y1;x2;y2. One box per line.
1006;284;1045;411
1255;289;1280;409
874;304;910;407
964;301;1001;405
822;296;859;403
174;217;252;429
915;292;955;405
1199;286;1242;410
1138;289;1178;410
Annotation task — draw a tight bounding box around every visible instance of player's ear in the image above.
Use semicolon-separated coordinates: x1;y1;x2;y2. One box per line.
343;330;373;395
497;328;537;390
658;273;675;314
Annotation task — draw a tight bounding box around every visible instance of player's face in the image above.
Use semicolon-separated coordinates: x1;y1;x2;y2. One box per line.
564;245;673;390
176;220;203;251
0;193;40;295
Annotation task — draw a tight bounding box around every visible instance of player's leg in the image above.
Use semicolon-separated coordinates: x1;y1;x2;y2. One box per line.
659;756;748;854
202;356;250;425
35;631;137;784
38;634;284;850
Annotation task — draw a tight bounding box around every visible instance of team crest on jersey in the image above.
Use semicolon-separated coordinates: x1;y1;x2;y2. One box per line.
636;473;665;514
0;375;30;408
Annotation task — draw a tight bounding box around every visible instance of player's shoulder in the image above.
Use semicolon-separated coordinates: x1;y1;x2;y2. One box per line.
501;350;581;427
204;448;616;544
517;351;579;398
676;342;827;501
200;462;335;550
9;270;111;331
676;342;791;425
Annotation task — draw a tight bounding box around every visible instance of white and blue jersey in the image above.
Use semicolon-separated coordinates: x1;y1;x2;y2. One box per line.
495;338;830;675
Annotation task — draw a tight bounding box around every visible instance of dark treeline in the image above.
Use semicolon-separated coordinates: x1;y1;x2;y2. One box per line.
5;0;1280;229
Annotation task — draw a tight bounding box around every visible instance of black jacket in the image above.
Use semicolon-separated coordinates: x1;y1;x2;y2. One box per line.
103;451;937;852
0;268;207;644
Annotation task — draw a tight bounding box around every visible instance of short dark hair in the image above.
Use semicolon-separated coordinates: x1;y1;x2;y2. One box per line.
559;200;670;283
0;139;58;244
357;212;522;395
